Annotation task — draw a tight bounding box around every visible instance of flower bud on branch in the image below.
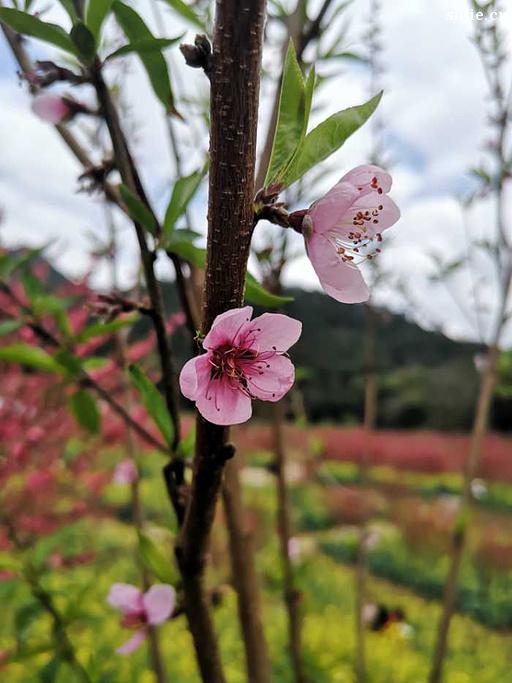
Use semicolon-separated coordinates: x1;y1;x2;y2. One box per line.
180;34;213;78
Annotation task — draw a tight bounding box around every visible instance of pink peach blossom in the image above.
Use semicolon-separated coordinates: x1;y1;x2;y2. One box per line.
303;165;400;303
180;306;301;425
31;94;72;124
107;583;175;654
112;459;138;485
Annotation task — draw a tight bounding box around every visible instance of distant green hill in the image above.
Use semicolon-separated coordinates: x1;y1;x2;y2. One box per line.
25;252;510;431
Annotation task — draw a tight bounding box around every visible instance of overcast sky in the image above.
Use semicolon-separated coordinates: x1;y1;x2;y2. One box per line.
1;0;511;343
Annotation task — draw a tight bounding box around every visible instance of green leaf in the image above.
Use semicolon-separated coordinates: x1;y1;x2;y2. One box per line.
265;41;309;188
163;167;206;241
39;655;61;683
0;248;45;280
166;238;206;268
119;184;158;235
85;0;114;39
0;8;76;54
57;0;78;23
128;365;174;446
0;320;22;337
281;92;383;187
70;21;96;62
0;344;63;373
77;315;137;342
177;427;195;459
15;602;42;642
113;1;177;114
244;273;293;308
137;531;177;584
106;35;183;61
160;0;205;29
69;389;101;434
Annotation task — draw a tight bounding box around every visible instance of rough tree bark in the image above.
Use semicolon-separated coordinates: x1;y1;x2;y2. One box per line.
174;1;267;681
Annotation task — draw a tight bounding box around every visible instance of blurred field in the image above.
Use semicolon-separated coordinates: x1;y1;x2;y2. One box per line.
3;423;512;682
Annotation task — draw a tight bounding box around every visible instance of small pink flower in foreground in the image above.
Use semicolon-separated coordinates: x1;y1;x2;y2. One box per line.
107;583;175;654
112;459;138;485
301;165;400;303
179;306;301;426
31;94;73;124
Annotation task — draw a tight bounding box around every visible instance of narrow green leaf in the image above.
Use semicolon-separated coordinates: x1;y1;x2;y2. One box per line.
119;184;158;235
166;239;206;268
137;531;177;584
77;315;137;342
0;248;45;280
112;1;177;114
0;8;76;54
0;320;22;337
244;273;293;308
160;0;205;29
69;389;101;434
163;167;206;240
281;91;383;187
39;655;61;683
70;21;96;62
15;602;42;641
106;35;183;61
264;40;307;188
177;427;195;459
0;344;63;373
85;0;114;39
128;364;174;446
57;0;78;23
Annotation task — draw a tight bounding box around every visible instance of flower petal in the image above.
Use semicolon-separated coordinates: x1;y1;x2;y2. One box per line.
143;585;176;625
196;378;252;425
116;629;147;655
309;181;359;234
107;583;143;615
203;307;253;350
341;164;392;194
335;191;400;239
243;313;302;354
179;354;211;401
306;234;369;304
31;94;70;124
246;354;295;402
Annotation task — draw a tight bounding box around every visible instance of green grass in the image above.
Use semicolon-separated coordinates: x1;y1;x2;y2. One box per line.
2;454;512;681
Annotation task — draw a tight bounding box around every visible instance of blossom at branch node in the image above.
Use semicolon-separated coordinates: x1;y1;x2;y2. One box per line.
301;164;400;303
179;306;302;425
31;93;74;124
107;583;175;654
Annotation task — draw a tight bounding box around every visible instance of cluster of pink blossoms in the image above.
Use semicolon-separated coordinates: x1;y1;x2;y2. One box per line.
179;164;399;426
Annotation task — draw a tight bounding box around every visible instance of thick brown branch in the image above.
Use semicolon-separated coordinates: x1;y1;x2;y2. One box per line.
175;1;267;681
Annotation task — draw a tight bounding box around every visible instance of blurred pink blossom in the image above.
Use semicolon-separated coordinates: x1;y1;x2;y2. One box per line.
179;306;301;425
31;94;72;124
302;165;400;303
112;459;138;485
107;583;175;654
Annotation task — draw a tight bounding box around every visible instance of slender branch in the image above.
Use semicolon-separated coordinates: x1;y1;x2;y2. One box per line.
272;400;306;683
222;458;272;683
6;527;92;683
